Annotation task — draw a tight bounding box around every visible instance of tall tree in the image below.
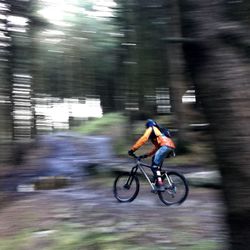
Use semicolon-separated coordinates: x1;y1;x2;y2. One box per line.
115;0;171;118
0;0;12;162
180;0;250;249
165;0;190;153
7;0;34;141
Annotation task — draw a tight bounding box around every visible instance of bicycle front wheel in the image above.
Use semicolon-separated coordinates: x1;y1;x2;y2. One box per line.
158;171;189;206
113;173;140;202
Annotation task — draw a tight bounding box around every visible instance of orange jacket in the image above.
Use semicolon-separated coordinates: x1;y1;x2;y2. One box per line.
131;126;175;156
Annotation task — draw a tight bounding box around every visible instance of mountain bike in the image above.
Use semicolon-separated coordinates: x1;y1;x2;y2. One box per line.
113;154;189;206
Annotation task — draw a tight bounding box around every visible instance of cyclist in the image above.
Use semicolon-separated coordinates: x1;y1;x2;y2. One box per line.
128;119;176;191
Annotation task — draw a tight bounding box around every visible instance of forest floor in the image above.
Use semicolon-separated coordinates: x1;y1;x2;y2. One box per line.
0;133;229;250
0;178;228;250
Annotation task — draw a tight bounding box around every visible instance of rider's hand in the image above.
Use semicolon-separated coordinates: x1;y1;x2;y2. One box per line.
128;150;135;156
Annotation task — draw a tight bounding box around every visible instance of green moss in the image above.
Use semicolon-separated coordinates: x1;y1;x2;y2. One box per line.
0;223;223;250
73;112;126;135
185;240;220;250
72;113;129;156
0;231;31;250
49;225;139;250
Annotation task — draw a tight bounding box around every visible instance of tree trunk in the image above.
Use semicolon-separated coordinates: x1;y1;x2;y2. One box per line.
0;0;13;162
166;0;190;153
180;0;250;249
7;0;33;141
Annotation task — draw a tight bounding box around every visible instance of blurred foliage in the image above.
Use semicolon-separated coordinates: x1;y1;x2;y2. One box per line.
73;112;126;135
0;0;249;247
185;240;219;250
0;0;218;167
0;222;222;250
0;0;199;158
73;112;129;155
72;111;215;165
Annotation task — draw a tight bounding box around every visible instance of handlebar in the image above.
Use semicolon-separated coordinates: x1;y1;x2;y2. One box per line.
129;149;175;160
130;153;138;159
129;153;146;161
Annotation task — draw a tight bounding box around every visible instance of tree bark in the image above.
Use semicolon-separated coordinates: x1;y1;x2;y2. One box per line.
0;0;13;162
166;0;190;153
180;0;250;249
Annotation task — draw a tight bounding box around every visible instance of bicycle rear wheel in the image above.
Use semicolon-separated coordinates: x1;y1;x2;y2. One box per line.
113;173;139;202
158;171;189;206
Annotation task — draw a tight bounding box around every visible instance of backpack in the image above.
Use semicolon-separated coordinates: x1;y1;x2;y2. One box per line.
151;125;176;149
149;123;172;140
159;127;172;138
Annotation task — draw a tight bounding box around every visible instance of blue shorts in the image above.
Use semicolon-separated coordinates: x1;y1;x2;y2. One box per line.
153;146;173;166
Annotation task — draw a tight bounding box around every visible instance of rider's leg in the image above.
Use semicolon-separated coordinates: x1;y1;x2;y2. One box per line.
151;155;160;182
151;146;172;191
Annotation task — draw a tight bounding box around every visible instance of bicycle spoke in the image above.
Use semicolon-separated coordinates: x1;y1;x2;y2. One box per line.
158;171;189;206
113;173;140;202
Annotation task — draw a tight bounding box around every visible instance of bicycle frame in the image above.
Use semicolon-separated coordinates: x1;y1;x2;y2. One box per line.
114;155;189;205
130;158;175;191
130;160;157;190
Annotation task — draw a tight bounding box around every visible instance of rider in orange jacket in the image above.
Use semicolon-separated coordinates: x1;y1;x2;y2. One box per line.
128;119;175;191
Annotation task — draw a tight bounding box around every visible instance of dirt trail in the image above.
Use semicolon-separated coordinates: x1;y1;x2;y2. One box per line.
0;177;228;249
0;133;228;249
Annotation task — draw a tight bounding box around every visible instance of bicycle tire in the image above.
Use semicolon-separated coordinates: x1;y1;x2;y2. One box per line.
113;173;140;202
158;171;189;206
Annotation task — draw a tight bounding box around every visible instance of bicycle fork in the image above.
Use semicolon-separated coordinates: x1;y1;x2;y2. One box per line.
124;166;138;189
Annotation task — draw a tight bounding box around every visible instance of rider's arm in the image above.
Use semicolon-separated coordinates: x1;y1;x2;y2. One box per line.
130;127;152;152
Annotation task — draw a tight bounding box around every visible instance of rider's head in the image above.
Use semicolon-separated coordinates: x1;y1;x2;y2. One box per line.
145;119;157;128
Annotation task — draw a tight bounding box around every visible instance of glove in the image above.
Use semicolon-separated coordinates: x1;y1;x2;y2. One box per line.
128;150;135;156
139;154;148;159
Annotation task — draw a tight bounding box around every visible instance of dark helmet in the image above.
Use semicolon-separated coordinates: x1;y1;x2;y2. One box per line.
145;119;157;128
